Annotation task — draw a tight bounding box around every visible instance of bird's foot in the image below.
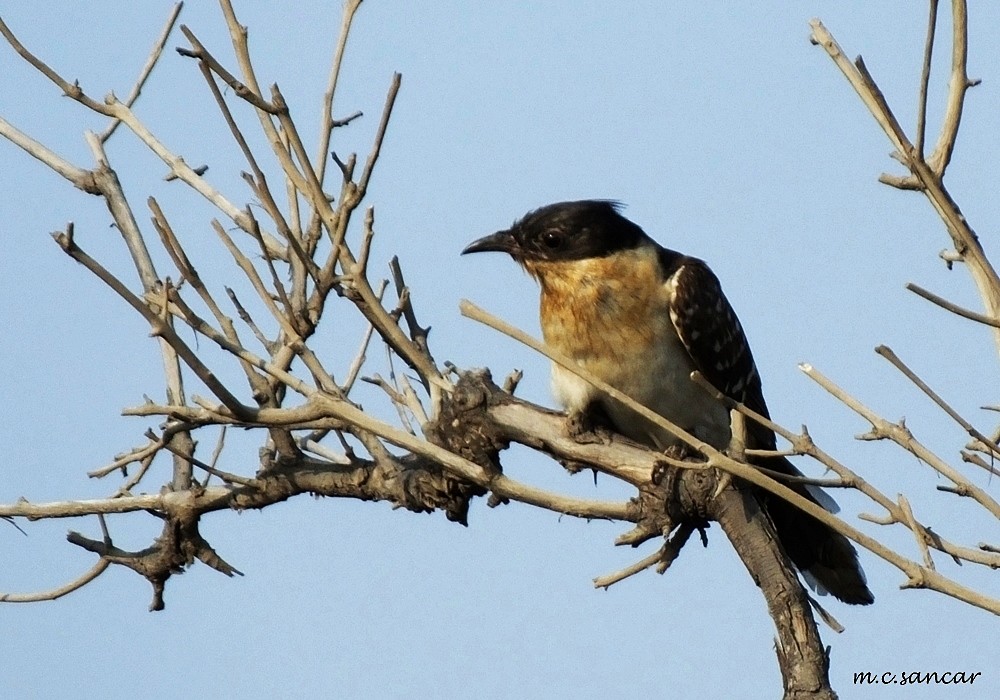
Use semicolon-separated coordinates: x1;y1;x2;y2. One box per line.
566;402;615;445
651;443;695;486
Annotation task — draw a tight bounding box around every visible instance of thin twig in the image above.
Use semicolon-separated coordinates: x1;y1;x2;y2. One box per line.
314;0;364;184
363;374;416;434
342;281;386;394
177;25;278;114
927;0;976;177
85;133;160;289
51;229;249;416
0;560;111;603
691;367;1000;567
801;362;1000;520
875;345;1000;461
88;432;169;478
398;372;430;426
907;282;1000;328
101;2;184;143
211;220;300;342
0;117;97;192
148;198;269;401
118;454;158;494
245;210;295;322
960;450;1000;479
161;440;254;487
809;22;909;156
0;18;112;115
753;467;848;490
224;287;272;351
593;544;667;589
354;207;376;277
390;256;431;354
898;494;935;569
157;285;315;398
354;73;401;202
201;426;228;487
297;439;353;465
191;53;292;241
915;0;938;156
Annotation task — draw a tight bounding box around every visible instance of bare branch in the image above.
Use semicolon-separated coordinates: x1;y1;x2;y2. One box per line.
0;560;111;603
100;2;184;143
176;25;279;114
0;17;112;115
898;494;935;569
712;482;835;698
342;280;386;394
354;73;401;203
161;439;253;487
907;282;1000;328
52;228;250;417
593;543;669;589
961;450;1000;479
915;0;938;156
811;17;1000;356
315;0;364;184
87;422;190;479
808;22;909;157
875;345;1000;461
119;453;158;495
390;256;432;355
0;116;97;192
801;362;1000;520
927;0;975;177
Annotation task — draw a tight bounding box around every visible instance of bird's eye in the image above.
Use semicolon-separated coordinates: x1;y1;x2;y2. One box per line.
541;231;563;249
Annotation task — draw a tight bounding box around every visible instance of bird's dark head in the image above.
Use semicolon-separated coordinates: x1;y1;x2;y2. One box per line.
462;200;647;264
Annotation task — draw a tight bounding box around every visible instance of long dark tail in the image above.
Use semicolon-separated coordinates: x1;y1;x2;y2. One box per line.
761;457;874;606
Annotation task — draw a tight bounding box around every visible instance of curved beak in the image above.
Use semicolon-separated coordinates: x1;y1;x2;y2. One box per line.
461;229;518;256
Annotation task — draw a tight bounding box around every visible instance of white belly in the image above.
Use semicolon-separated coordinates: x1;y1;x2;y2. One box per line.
551;328;731;450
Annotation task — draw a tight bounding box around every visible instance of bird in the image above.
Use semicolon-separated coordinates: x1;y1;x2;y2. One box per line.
462;199;873;605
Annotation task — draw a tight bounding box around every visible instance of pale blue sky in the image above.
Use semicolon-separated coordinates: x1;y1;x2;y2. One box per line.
1;2;998;698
